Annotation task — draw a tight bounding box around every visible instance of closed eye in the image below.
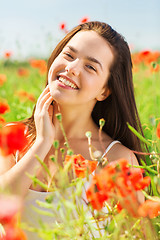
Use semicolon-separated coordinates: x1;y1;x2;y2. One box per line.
86;64;96;72
64;52;74;59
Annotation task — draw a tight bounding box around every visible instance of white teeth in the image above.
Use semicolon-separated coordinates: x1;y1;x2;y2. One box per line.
58;77;77;89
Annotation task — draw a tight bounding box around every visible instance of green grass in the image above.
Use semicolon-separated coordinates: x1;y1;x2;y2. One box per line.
134;65;160;125
133;64;160;147
0;59;45;121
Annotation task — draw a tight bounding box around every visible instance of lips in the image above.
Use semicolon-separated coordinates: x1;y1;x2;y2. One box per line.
57;75;79;89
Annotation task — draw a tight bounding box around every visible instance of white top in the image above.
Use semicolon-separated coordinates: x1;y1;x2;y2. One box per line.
102;140;121;158
22;140;120;239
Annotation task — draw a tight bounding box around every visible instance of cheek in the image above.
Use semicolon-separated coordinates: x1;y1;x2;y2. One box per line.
49;60;60;74
48;60;64;83
48;64;54;81
89;77;108;97
84;76;106;91
96;74;109;91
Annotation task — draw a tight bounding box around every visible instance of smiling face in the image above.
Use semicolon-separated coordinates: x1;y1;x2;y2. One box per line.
48;30;114;106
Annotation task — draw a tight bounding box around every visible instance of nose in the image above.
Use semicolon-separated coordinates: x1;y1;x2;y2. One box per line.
65;59;81;76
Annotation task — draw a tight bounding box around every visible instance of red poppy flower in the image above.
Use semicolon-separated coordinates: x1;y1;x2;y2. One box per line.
116;201;123;212
93;166;116;193
0;74;7;86
29;59;47;74
0;195;26;240
150;63;160;73
0;102;10;114
138;200;160;218
64;154;98;178
4;51;12;59
86;158;151;213
156;122;160;139
127;168;150;191
80;16;89;24
140;50;151;56
0;116;5;124
138;50;152;65
0;122;29;156
0;195;22;225
39;63;47;75
16;90;36;103
133;176;151;190
115;158;130;172
94;159;128;194
59;22;66;30
86;183;108;210
135;50;160;66
1;225;27;240
59;22;68;34
17;68;29;77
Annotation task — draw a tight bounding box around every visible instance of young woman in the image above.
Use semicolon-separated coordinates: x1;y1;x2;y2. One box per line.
0;21;145;238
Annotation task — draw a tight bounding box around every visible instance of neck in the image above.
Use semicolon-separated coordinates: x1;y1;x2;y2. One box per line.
53;101;98;141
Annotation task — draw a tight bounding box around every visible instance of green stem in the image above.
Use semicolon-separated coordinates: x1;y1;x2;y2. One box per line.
59;121;70;149
98;127;106;154
127;122;151;146
54;149;58;163
35;154;51;178
142;190;160;201
26;173;53;191
91;210;103;238
129;164;158;175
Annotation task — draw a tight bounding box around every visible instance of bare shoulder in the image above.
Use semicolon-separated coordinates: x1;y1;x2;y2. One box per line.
106;142;139;166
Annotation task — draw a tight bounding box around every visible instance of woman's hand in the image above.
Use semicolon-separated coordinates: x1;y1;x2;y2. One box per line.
34;85;55;146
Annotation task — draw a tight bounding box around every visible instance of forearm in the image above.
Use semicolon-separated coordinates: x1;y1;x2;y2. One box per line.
0;154;15;175
0;139;51;196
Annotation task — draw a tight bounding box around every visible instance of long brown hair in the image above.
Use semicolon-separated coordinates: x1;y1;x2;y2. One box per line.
23;21;145;163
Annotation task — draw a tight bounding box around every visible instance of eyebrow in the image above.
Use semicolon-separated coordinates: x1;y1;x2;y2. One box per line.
67;45;103;70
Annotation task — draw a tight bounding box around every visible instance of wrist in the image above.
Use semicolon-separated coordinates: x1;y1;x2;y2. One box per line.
29;138;52;160
35;137;53;149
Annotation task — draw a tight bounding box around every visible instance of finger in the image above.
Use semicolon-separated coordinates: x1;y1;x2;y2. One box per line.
37;86;50;103
36;86;50;105
37;92;52;109
43;96;54;111
48;104;54;120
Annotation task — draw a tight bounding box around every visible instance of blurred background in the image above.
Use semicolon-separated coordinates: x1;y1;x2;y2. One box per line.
0;0;160;59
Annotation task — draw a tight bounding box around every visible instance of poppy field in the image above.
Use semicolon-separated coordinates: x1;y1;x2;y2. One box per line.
0;48;160;239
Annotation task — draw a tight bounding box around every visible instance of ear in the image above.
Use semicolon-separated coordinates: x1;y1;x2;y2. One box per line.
96;87;111;101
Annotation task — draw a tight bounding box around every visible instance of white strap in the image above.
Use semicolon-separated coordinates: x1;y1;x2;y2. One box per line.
102;140;121;158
